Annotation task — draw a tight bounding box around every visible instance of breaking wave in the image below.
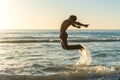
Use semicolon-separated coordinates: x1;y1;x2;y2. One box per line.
0;37;120;43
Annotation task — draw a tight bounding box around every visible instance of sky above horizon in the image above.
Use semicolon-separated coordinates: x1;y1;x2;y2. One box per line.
0;0;120;29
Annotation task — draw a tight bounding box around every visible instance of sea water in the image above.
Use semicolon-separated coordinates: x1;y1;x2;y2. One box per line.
0;29;120;80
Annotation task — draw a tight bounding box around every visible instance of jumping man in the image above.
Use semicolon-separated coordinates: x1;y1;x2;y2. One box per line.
60;15;89;51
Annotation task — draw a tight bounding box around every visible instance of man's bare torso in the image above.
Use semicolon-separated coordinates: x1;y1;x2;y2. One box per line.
60;19;72;35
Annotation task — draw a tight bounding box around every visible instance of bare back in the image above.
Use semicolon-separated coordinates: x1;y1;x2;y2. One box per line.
60;19;72;35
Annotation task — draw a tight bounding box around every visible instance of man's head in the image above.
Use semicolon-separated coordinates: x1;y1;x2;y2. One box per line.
69;15;77;21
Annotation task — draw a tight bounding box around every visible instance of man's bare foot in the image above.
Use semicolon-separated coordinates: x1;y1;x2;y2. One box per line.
80;45;84;51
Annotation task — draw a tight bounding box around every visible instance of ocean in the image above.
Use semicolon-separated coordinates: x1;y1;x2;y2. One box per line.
0;29;120;80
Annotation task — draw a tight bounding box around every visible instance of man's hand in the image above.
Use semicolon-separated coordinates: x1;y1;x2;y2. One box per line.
84;24;89;28
77;25;81;28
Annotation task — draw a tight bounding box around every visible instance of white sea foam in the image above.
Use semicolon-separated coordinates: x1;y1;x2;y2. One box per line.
75;45;117;75
75;45;92;66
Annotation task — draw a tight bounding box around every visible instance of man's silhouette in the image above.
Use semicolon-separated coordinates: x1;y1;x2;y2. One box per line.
60;15;89;51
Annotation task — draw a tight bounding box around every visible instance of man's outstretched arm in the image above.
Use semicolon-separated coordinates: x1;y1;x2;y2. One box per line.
72;22;89;28
75;22;89;27
72;24;80;28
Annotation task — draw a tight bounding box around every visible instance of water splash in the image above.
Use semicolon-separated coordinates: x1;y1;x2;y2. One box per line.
94;65;116;75
75;45;117;76
75;45;92;66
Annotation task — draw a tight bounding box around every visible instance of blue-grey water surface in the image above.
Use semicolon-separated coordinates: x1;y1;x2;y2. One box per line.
0;29;120;80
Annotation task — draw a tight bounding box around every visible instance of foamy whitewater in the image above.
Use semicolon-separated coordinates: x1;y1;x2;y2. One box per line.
75;45;92;66
75;46;116;73
0;29;120;80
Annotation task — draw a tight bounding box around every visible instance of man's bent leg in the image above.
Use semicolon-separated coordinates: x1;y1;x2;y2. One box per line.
60;38;68;49
67;44;84;50
60;38;84;50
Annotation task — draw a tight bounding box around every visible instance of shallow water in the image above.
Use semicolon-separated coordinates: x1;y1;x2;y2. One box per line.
0;29;120;79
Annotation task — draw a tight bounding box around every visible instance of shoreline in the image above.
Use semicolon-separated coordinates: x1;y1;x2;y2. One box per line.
0;71;119;80
0;72;90;80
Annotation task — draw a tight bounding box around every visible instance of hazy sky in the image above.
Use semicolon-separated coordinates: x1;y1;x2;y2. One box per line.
0;0;120;29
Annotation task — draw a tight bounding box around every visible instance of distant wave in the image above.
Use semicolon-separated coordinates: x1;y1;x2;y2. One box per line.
0;37;120;43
